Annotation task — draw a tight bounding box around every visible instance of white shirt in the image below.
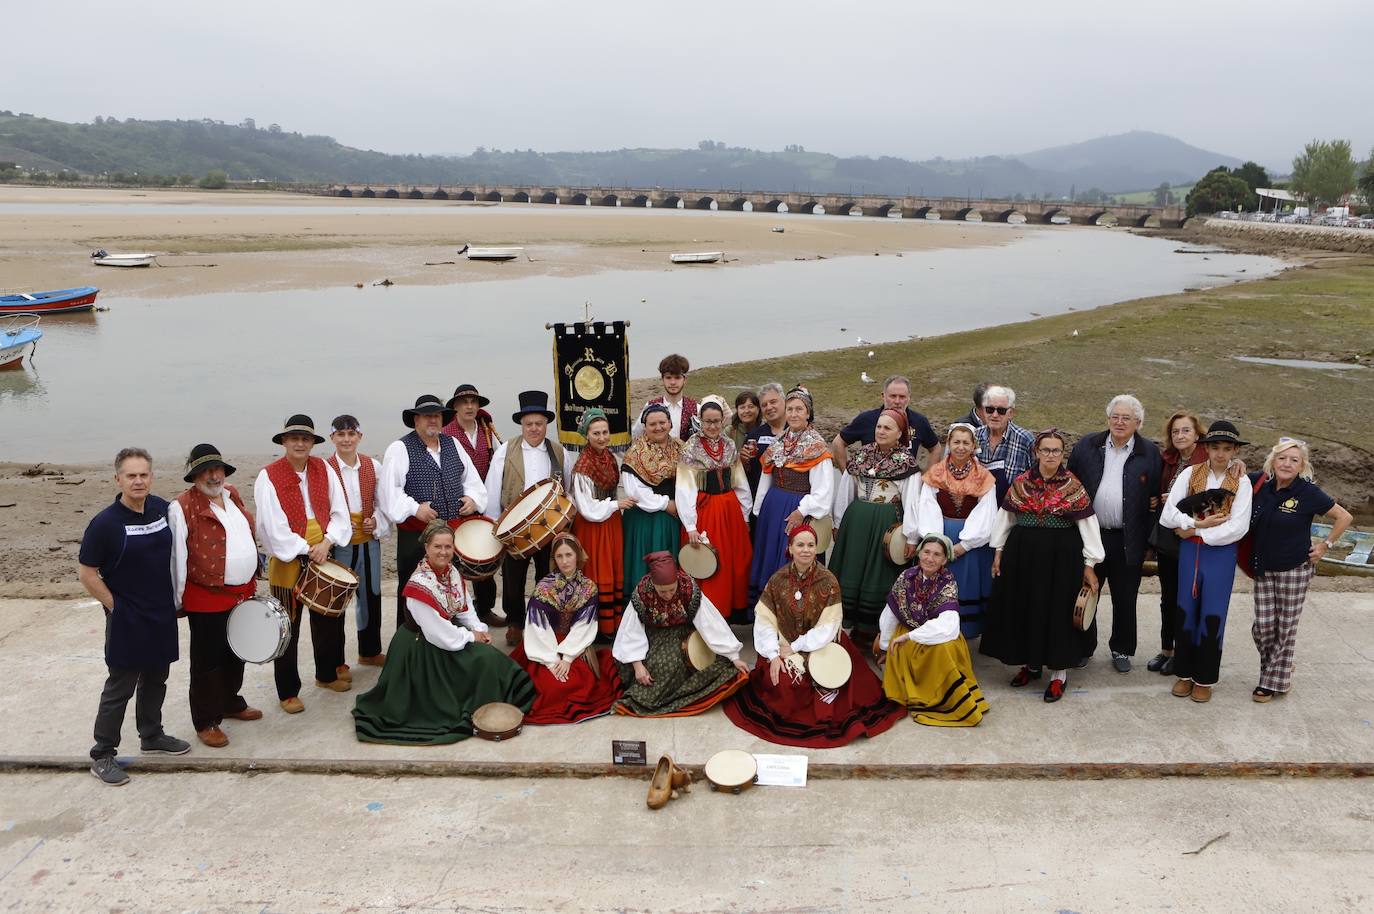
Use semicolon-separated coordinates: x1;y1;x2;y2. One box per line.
328;453;391;541
483;438;563;520
675;461;752;534
570;454;622;523
407;596;475;652
379;436;487;524
252;465;352;561
752;460;835;520
167;494;257;608
612;593;741;663
1160;467;1254;547
1093;436;1135;530
754;605;842;660
878;603;961;650
832;471;923;544
524;609;599;666
916;484;997;550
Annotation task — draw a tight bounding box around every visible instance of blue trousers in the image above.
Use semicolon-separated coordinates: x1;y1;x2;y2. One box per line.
1174;539;1237;685
334;539;384;659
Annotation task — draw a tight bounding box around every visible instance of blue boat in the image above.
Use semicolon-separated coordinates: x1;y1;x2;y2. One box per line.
0;314;42;370
0;286;100;315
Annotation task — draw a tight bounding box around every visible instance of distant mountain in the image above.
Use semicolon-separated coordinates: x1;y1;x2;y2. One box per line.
1015;130;1244;193
0;113;1242;199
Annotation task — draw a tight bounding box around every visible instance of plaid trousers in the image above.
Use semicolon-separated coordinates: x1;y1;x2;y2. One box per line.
1251;562;1315;693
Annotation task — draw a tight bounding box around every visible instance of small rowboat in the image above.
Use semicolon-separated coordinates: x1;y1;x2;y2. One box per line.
91;250;156;268
1311;522;1373;573
0;286;99;315
458;244;523;261
670;251;723;264
0;314;42;370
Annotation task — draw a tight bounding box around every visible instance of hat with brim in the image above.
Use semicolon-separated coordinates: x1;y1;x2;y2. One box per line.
446;383;491;410
183;443;236;483
403;394;456;429
1197;420;1249;447
512;390;556;424
272;414;325;446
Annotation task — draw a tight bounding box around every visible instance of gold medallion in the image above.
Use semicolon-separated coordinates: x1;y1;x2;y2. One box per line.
574;365;605;399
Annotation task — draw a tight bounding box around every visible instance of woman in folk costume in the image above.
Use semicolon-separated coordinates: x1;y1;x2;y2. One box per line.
1159;420;1254;703
878;533;990;727
749;385;835;604
676;396;754;622
725;525;903;748
510;533;623;724
979;429;1104;704
353;521;535;745
830;408;922;648
917;423;998;639
620;405;685;593
612;551;749;717
569;408;632;642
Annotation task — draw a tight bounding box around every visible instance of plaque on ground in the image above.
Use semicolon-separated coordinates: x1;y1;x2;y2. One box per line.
612;739;647;766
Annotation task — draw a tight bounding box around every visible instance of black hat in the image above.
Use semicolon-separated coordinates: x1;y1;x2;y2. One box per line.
446;383;490;410
1197;420;1249;447
183;443;236;483
403;394;455;429
272;414;325;446
511;390;555;424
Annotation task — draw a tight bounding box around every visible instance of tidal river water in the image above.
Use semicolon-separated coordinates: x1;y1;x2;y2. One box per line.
1;225;1282;462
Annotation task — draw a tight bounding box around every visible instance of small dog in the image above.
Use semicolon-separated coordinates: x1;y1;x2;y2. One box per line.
1176;488;1233;519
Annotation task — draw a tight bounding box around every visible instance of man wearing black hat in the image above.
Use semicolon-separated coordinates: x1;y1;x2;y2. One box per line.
484;391;569;646
253;415;352;713
441;384;505;626
380;395;487;630
168;444;262;747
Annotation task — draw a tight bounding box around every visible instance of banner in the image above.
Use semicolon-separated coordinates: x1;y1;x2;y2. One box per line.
551;321;631;448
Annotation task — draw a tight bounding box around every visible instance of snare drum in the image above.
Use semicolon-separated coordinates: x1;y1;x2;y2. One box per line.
704;749;757;794
682;630;717;671
294;558;359;617
678;542;719;581
453;516;505;581
807;641;852;689
881;524;910;565
226;596;292;664
494;479;577;558
472;702;525;741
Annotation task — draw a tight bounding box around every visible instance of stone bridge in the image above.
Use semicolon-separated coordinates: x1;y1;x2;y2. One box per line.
321;183;1186;227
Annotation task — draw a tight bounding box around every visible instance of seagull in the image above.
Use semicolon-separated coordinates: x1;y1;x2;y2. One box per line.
1072;330;1080;337
867;350;875;358
861;371;875;383
856;336;870;345
840;327;847;332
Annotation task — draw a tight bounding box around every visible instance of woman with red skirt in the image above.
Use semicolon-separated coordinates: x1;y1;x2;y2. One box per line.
569;409;631;643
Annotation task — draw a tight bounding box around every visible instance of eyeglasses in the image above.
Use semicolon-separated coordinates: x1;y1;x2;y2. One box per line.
985;406;1011;415
1108;414;1137;423
1038;448;1064;456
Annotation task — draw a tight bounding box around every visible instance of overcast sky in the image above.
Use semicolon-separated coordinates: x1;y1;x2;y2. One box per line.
11;0;1371;170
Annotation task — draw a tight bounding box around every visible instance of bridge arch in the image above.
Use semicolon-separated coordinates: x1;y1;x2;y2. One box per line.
337;187;352;197
382;188;399;198
431;189;449;200
631;194;652;207
760;199;788;213
457;190;476;201
484;191;502;202
838;203;863;216
1041;207;1068;225
407;188;424;199
1133;213;1160;228
663;195;684;209
692;196;717;210
509;191;530;203
570;193;590;205
955;207;981;221
1082;210;1114;226
601;194;620;207
796;201;825;215
726;197;752;212
877;203;900;218
538;192;558;205
360;188;376;198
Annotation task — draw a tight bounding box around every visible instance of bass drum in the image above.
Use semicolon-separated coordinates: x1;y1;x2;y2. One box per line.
226;596;292;664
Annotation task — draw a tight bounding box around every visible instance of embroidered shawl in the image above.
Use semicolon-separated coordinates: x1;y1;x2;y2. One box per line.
527;571;599;642
1003;466;1094;521
573;443;620;492
923;454;995;500
402;559;467;621
630;570;699;629
847;442;919;481
762;427;830;471
681;432;738;471
622;434;683;486
760;561;842;642
886;566;959;631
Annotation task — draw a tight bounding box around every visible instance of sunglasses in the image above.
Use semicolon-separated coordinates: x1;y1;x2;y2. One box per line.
1278;436;1307;447
984;406;1011;415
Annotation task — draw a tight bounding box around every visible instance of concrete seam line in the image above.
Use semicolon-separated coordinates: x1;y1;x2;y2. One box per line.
2;756;1371;780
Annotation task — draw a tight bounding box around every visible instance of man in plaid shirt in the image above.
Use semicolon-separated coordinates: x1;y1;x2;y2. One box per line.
975;385;1034;503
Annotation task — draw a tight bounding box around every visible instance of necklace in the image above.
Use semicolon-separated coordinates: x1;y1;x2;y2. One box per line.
701;436;726;463
948;459;973;480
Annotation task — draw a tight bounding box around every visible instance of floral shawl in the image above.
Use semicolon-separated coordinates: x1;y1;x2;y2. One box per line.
923;454;995;499
527;570;599;642
886;566;959;631
630;570;700;629
681;432;738;471
573;444;620;492
847;442;919;481
1003;466;1094;521
763;427;830;470
401;559;467;621
760;561;842;642
622;434;683;486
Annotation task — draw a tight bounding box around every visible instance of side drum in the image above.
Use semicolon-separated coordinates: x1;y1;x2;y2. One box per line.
453;516;506;580
226;596;292;664
295;559;359;617
494;479;577;558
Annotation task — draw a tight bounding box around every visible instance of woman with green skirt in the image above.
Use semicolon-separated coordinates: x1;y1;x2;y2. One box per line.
353;521;534;745
620;405;684;591
830;409;923;650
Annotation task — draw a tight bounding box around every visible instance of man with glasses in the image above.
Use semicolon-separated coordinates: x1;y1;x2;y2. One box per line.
1068;395;1162;672
974;385;1035;504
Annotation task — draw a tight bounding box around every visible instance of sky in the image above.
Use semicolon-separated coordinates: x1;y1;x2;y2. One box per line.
9;0;1371;171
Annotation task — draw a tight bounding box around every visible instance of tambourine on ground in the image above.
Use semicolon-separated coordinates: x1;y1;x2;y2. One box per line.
494;479;577;557
704;748;757;794
472;702;525;741
294;558;359;617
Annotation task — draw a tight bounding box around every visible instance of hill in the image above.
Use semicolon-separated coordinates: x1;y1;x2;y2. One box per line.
0;112;1241;199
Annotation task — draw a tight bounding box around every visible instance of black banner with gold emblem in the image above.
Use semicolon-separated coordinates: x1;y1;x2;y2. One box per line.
551;321;631;448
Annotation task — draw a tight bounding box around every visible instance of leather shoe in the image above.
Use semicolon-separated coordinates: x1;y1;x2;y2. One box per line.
1146;652;1172;673
1252;687;1275;703
335;664;353;682
358;653;386;667
224;707;263;721
280;697;305;714
1190;683;1213;703
1171;678;1194;697
477;608;508;628
1010;667;1042;688
505;626;521;647
670;759;693;793
647;755;674;810
196;726;229;748
1043;679;1066;703
315;678;351;692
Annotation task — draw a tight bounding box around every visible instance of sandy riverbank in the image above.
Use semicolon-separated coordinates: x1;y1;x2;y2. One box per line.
0;185;1023;297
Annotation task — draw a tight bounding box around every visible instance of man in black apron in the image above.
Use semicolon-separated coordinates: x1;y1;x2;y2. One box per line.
79;447;189;785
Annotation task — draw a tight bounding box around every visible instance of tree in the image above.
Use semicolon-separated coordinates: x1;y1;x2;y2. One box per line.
1290;139;1357;205
197;169;227;189
1232;160;1270;193
1153;181;1172;205
1357;147;1374;213
1185;169;1251;215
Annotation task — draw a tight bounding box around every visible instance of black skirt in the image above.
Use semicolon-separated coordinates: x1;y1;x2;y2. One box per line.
980;523;1091;671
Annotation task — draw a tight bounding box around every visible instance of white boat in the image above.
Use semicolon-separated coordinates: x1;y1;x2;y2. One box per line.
0;313;42;370
458;244;523;261
670;251;723;264
91;250;156;268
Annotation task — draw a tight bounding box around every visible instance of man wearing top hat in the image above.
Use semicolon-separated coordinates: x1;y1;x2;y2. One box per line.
168;443;262;747
441;383;505;626
253;415;352;714
484;391;570;646
326;415;391;669
380;394;487;631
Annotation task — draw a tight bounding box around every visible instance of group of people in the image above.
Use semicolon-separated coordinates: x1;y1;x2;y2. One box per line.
79;355;1355;785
